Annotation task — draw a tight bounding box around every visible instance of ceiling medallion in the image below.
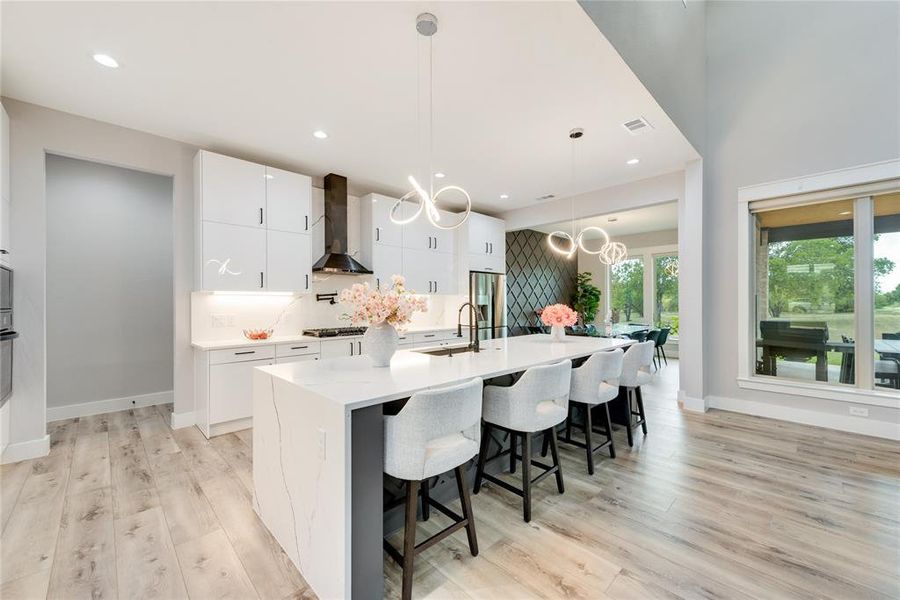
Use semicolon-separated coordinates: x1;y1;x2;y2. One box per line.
390;13;471;231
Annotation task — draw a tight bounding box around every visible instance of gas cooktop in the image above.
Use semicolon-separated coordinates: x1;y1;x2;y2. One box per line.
302;327;368;338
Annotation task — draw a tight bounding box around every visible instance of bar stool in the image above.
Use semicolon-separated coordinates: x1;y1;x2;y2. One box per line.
546;349;623;475
383;378;484;600
616;341;655;447
474;360;571;522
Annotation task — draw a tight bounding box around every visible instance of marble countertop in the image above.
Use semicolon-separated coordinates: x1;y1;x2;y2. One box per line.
258;334;633;410
191;324;458;351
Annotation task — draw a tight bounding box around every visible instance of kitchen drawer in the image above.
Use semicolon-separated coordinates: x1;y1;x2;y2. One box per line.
276;354;320;365
275;341;321;358
413;330;460;344
209;345;275;365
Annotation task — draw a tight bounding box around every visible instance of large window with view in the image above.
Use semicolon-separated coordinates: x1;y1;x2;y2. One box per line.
654;254;679;335
610;257;644;325
748;191;900;396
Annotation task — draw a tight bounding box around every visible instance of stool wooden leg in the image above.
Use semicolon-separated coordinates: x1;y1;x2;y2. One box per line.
583;404;595;475
522;432;532;522
474;423;491;494
402;479;419;600
454;465;479;557
636;387;648;434
565;404;573;442
548;426;565;494
626;389;635;448
540;428;550;457
603;403;616;459
421;479;430;521
509;432;518;474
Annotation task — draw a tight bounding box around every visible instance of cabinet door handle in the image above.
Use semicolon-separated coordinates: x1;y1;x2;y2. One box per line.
376;277;380;289
291;346;308;350
428;236;432;249
305;274;309;289
259;207;264;225
350;342;354;356
427;281;432;293
424;334;436;338
305;215;309;231
376;227;380;242
485;242;489;254
235;350;256;355
433;280;438;293
433;237;437;250
358;341;362;354
260;272;264;288
485;267;493;271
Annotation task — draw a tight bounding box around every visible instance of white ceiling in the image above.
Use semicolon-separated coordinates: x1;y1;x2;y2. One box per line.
533;200;678;238
1;1;698;213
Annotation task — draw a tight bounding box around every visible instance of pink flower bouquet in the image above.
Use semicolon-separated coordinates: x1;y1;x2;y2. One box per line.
540;304;578;328
338;275;428;328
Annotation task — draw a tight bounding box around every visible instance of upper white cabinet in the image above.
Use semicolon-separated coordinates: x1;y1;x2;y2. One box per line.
372;243;402;291
361;193;403;251
402;209;455;254
403;248;455;295
195;150;313;292
197;151;266;228
1;103;10;262
459;213;506;274
201;222;267;291
266;166;311;234
267;230;311;292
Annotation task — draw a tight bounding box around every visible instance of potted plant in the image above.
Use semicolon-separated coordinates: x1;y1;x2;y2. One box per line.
339;275;428;366
541;304;578;341
573;272;601;326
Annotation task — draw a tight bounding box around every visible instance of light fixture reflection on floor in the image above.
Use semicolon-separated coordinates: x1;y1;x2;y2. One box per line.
390;13;471;231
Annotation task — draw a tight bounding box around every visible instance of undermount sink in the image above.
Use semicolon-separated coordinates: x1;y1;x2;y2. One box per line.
415;344;477;357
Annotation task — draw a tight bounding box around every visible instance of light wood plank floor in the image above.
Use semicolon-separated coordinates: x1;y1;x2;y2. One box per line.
2;360;898;599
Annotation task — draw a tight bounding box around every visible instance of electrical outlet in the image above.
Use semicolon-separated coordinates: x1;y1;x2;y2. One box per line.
849;406;869;417
211;314;227;328
226;315;236;327
318;428;327;461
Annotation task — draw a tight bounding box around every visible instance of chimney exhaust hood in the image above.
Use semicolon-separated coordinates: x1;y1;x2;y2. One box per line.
312;174;373;275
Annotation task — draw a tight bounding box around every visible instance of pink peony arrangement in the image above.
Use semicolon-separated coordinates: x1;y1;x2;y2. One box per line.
540;304;578;328
339;275;428;329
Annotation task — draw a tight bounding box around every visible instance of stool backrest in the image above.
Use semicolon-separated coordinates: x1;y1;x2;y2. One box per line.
384;378;483;480
570;349;624;404
483;360;572;432
619;341;655;387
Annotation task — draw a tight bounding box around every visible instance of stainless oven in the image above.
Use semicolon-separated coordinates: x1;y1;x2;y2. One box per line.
1;266;17;406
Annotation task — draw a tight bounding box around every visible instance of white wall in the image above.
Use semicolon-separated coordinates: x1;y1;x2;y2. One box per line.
45;154;173;410
2;98;195;461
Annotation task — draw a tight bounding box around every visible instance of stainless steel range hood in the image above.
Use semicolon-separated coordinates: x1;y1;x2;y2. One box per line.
312;173;373;274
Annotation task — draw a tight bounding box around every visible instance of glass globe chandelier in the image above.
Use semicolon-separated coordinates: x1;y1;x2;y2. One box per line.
390;13;471;230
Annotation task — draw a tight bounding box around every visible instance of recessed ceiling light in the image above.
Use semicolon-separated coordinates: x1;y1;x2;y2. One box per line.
434;172;445;179
92;53;119;68
313;130;328;139
626;158;640;165
264;174;275;180
608;217;618;222
500;194;509;200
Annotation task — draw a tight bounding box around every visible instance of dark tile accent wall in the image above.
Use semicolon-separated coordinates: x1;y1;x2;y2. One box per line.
506;229;577;336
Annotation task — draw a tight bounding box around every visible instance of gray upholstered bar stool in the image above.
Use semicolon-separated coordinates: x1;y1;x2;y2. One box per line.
383;378;484;600
473;360;572;522
615;341;655;447
546;349;624;474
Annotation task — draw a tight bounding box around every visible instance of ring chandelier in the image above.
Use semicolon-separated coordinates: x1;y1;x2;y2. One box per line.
390;13;471;231
546;128;627;266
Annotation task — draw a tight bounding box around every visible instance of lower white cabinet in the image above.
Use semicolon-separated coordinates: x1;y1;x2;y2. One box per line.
320;338;366;359
209;358;273;425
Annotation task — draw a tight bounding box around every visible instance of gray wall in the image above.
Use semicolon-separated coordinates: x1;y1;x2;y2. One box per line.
46;155;173;408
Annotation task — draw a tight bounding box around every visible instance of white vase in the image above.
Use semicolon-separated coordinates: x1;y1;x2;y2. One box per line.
364;321;399;367
550;325;566;341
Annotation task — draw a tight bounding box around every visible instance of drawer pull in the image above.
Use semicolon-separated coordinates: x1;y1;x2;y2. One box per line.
424;334;436;338
290;345;309;350
235;350;256;355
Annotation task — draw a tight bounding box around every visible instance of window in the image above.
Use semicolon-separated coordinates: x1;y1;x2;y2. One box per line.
746;190;900;396
610;257;644;324
654;254;678;332
873;193;900;391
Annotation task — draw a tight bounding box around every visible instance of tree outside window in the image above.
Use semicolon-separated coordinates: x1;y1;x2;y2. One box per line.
610;258;644;323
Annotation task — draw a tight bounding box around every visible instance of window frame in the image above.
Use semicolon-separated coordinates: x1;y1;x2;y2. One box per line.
737;160;900;409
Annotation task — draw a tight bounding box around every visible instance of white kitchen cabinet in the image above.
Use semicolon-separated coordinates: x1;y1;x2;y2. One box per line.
1;103;9;262
209;357;273;425
267;230;311;292
403;248;456;295
201;221;267;291
276;354;319;365
266;166;311;234
320;338;365;359
402;208;455;254
464;213;506;264
372;243;403;291
197;150;266;228
366;194;403;247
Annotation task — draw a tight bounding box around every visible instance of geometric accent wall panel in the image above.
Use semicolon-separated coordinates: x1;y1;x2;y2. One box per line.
505;229;577;336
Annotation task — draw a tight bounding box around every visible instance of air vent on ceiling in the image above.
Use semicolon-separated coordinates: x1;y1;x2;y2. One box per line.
622;117;653;135
535;194;556;202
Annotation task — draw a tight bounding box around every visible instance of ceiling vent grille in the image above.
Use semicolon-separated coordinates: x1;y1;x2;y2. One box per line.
622;117;653;135
535;194;556;202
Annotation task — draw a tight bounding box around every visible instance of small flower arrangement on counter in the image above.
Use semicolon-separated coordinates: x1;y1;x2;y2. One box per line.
338;275;428;366
540;303;578;341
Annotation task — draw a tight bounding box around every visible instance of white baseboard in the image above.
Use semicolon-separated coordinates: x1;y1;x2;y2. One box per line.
707;395;900;441
2;434;50;464
46;390;173;422
171;410;196;429
678;390;707;412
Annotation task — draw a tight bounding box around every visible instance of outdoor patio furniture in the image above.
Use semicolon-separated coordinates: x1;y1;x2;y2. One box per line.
758;320;829;381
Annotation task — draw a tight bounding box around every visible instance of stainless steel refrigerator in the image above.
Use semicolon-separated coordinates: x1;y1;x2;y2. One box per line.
469;271;507;341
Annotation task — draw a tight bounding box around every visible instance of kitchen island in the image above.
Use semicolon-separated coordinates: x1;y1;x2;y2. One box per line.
251;333;631;600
